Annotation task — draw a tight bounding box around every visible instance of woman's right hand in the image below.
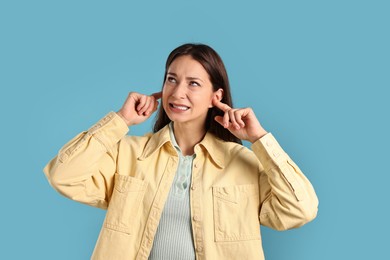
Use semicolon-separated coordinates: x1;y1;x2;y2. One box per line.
117;91;162;126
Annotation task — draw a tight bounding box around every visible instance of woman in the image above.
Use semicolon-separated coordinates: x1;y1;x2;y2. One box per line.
44;43;318;259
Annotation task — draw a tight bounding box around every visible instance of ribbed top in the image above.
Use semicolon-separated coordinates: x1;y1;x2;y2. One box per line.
148;123;196;260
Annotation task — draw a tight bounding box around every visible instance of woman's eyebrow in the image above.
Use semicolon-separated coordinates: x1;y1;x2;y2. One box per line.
187;77;204;82
167;72;204;82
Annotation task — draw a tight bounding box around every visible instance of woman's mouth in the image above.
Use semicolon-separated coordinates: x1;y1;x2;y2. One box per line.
169;103;190;111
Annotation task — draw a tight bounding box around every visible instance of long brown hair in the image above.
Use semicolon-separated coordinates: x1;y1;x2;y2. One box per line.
153;43;241;144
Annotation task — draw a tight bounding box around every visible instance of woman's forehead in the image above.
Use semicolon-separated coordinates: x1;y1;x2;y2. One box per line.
167;56;209;80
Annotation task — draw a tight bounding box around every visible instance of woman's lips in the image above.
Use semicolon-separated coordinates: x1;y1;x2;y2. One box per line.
169;103;190;111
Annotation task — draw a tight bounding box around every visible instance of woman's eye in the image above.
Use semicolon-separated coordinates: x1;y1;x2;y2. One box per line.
167;77;177;83
189;81;200;87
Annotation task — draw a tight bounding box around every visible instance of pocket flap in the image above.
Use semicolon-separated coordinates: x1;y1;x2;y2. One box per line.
213;186;237;203
114;173;147;193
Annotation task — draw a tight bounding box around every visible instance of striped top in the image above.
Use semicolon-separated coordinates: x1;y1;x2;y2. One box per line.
148;123;196;260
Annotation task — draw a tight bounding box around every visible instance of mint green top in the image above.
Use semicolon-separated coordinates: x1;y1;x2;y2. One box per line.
149;123;196;259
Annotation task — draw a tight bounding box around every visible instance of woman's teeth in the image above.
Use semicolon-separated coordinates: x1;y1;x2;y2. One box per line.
171;104;189;111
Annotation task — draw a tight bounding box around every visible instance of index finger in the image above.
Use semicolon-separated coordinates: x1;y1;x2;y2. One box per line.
213;97;231;112
151;91;162;100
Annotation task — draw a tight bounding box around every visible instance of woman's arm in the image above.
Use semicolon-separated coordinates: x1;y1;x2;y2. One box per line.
251;134;318;230
43;92;161;209
212;97;318;230
44;112;129;209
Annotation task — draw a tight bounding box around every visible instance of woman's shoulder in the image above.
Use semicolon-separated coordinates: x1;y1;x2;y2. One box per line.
209;135;256;158
121;132;155;147
119;125;171;153
208;138;260;171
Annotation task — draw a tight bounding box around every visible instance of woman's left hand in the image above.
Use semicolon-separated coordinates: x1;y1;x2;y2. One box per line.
213;97;268;143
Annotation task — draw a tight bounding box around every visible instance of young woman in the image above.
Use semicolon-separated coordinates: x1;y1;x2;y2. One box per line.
44;43;318;260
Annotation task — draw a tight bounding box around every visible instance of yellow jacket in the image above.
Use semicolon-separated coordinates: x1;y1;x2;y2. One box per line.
44;112;318;260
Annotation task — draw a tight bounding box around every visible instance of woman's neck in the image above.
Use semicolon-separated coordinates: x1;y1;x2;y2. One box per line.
172;122;206;156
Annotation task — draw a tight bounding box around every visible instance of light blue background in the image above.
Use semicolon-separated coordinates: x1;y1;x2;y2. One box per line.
1;0;389;259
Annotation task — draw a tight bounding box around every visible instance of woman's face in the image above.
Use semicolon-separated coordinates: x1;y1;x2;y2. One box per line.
162;55;221;128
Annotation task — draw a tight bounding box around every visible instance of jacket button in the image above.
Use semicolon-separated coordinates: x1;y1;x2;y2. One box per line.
191;185;196;190
196;246;203;252
193;215;200;222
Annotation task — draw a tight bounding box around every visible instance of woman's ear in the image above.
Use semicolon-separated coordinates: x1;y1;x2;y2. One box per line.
215;88;224;101
209;88;224;108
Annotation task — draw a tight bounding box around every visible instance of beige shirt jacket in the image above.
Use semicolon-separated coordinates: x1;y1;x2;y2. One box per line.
44;112;319;260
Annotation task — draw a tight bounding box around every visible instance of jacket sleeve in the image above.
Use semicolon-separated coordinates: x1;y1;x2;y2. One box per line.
251;133;319;230
43;112;129;210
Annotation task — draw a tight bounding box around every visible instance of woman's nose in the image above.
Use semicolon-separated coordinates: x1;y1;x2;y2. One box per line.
171;83;187;98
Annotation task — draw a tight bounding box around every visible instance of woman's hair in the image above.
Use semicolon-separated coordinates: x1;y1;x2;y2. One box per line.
153;43;242;145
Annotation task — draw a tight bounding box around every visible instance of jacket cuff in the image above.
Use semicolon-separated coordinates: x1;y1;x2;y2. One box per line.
88;112;129;150
251;133;287;170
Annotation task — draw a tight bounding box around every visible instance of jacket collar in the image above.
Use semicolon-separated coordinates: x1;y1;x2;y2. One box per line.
197;131;225;169
138;124;225;169
138;125;173;160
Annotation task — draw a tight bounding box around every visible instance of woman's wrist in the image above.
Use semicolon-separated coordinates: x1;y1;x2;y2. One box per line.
249;129;268;143
116;111;132;127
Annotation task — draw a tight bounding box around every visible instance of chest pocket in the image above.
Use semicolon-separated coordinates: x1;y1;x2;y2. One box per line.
104;173;147;235
212;184;260;242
